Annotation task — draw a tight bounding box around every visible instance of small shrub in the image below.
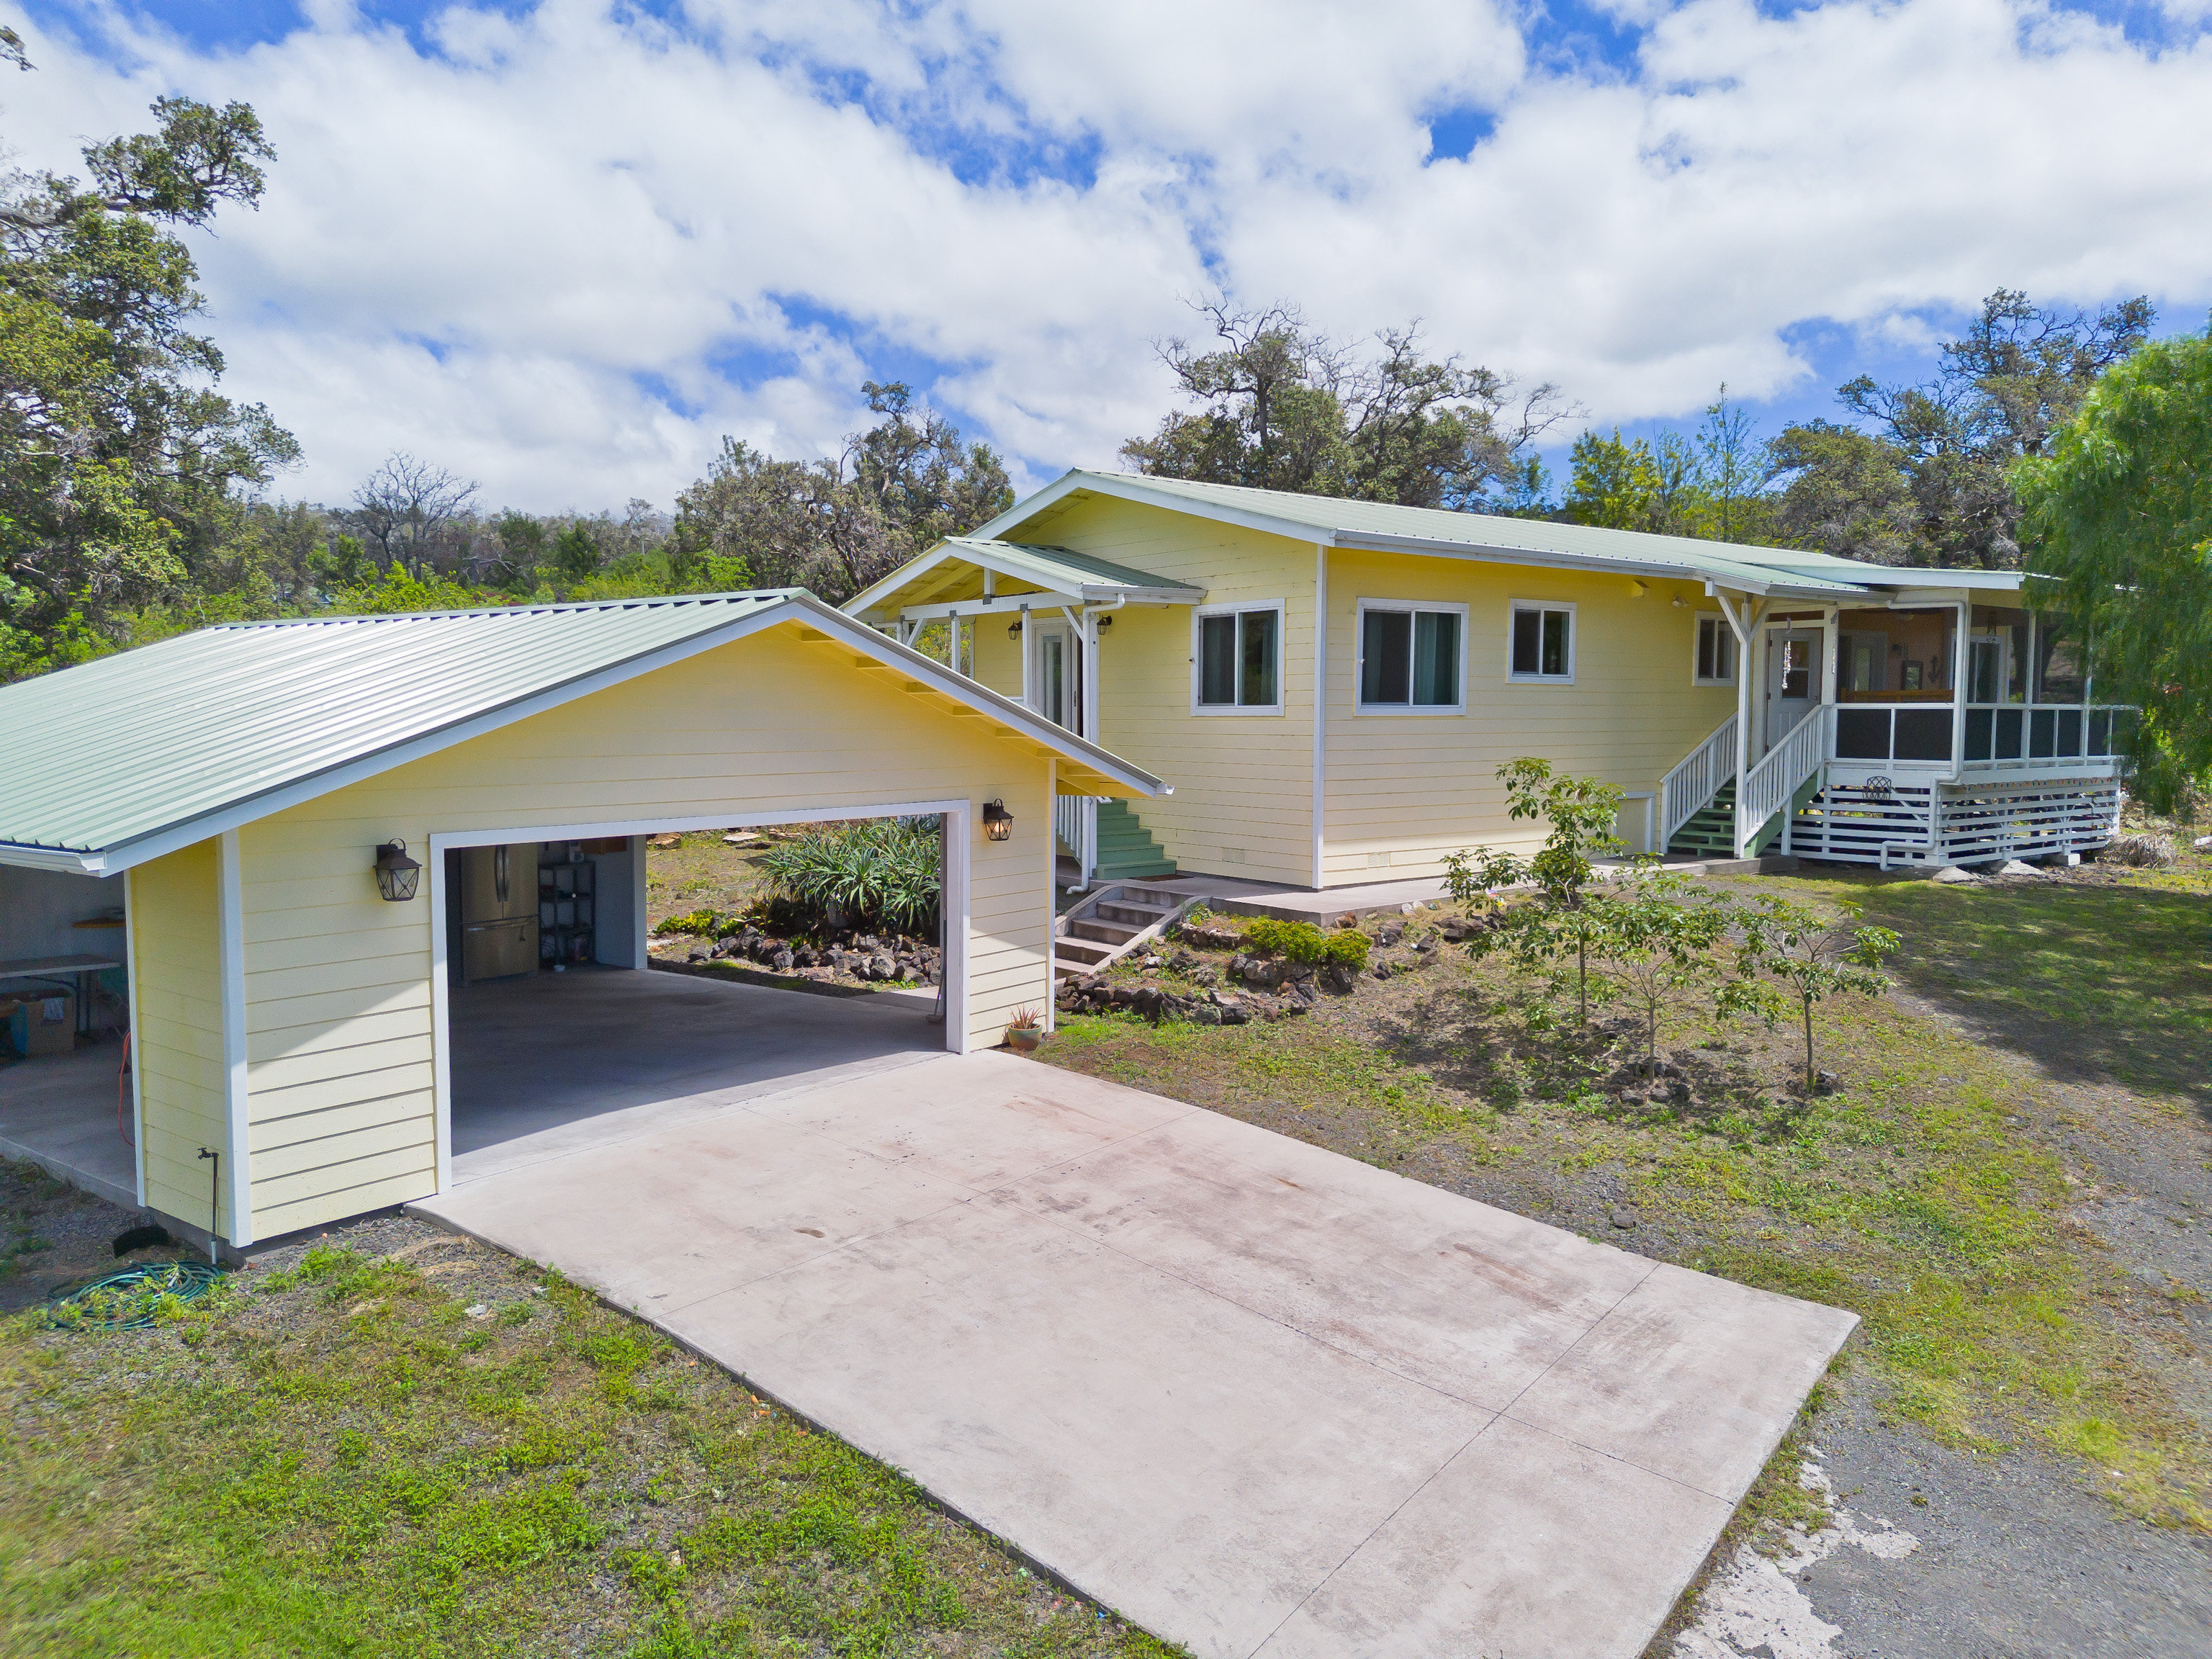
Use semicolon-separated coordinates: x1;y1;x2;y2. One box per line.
1241;918;1325;961
1319;931;1370;969
2103;830;2177;868
652;909;721;937
758;817;941;931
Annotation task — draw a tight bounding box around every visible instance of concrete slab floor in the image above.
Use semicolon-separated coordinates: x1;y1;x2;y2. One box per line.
415;1030;1856;1659
448;966;945;1182
0;1041;136;1208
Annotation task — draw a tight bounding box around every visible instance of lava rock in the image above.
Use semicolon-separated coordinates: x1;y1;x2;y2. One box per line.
1321;962;1357;994
770;948;795;973
1609;1208;1640;1229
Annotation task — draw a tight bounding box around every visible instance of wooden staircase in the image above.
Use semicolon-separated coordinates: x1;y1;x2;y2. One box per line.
1092;799;1177;880
1053;882;1195;980
1667;773;1825;859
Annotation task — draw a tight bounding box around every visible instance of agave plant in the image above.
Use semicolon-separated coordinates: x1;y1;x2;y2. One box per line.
757;817;942;932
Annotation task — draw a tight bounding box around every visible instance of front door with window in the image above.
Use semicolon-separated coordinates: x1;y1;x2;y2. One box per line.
1030;619;1082;734
1765;630;1821;750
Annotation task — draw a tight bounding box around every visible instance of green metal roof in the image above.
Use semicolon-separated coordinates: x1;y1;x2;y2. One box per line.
977;470;2024;601
0;589;1161;872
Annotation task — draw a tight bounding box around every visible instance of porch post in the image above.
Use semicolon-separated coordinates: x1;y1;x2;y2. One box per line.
1950;598;1969;780
1311;542;1328;890
1083;608;1102;886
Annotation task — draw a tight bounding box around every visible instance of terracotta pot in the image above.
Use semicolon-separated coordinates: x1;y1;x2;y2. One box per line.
1005;1025;1043;1053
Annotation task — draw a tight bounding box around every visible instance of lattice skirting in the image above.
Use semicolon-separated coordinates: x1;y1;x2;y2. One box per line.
1791;780;2122;867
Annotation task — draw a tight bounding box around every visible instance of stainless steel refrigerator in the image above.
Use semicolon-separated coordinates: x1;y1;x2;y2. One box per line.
459;842;539;983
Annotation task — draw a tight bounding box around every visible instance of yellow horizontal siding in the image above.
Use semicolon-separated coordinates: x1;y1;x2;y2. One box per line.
1027;496;1318;884
1318;552;1736;881
127;840;237;1233
235;621;1056;1237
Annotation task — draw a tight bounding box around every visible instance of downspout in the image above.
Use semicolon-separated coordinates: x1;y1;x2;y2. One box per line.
1311;543;1328;890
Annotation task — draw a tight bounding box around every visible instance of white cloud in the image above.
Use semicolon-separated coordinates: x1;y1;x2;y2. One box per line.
3;0;2206;509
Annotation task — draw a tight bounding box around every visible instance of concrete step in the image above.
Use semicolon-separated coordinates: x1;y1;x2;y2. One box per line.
1070;917;1143;945
1096;899;1174;927
1056;936;1114;965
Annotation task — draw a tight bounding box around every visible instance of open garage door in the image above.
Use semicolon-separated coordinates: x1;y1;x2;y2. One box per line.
428;802;969;1192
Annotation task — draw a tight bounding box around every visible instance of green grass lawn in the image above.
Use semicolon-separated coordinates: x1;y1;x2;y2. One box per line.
1043;850;2212;1534
0;1221;1182;1658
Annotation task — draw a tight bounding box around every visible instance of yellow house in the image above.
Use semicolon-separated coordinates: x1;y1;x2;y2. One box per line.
0;591;1159;1249
845;472;2130;889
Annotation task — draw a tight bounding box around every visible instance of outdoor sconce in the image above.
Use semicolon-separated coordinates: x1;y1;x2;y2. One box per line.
1006;614;1024;639
981;800;1014;842
373;839;422;902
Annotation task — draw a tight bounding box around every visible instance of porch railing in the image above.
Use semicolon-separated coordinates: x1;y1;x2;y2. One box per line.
1739;711;1823;853
1663;716;1734;849
1053;794;1099;886
1660;714;1737;848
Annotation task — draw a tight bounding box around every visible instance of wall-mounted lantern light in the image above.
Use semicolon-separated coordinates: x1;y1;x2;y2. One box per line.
373;839;422;902
981;800;1014;842
1006;613;1024;639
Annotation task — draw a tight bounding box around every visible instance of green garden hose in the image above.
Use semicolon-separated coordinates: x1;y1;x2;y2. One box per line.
45;1259;225;1331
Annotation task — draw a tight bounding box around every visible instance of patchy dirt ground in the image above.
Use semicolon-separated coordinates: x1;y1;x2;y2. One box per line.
1041;850;2212;1658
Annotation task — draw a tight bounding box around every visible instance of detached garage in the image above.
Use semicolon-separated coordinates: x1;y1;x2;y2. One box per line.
0;590;1159;1252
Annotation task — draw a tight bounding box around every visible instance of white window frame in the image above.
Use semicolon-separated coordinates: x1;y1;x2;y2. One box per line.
1354;598;1469;716
1190;600;1285;716
1692;611;1736;687
1506;599;1576;685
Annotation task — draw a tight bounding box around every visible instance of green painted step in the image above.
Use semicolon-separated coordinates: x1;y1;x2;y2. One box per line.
1092;799;1177;878
1667;773;1825;859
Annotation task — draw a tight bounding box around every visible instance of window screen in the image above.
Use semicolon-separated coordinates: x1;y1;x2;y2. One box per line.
1198;608;1279;709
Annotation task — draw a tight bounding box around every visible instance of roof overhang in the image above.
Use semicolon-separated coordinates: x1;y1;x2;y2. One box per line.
844;534;1205;626
0;593;1164;876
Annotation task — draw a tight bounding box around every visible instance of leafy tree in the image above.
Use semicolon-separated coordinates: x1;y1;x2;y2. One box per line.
1563;389;1778;544
2015;322;2212;810
1764;421;1922;564
0;91;298;675
1775;289;2154;569
673;382;1011;604
492;511;547;587
1442;759;1625;1024
550;521;601;583
329;562;480;616
1586;866;1735;1069
1120;300;1573;511
1730;894;1898;1092
310;532;370;593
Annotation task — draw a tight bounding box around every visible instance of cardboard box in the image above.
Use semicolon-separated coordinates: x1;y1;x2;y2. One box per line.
2;994;76;1057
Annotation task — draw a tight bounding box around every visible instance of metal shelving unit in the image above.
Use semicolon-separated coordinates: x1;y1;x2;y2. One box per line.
537;845;596;968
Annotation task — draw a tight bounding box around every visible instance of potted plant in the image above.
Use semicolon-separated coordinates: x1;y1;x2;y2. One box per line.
1004;1007;1044;1053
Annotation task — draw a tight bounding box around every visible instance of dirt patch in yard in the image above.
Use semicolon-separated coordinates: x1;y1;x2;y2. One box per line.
0;1165;1182;1657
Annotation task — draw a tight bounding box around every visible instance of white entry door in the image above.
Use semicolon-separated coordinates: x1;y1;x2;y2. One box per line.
1029;619;1083;734
1765;629;1821;750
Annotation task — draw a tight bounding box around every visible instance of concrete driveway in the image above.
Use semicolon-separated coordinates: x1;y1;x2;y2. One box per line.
418;976;1853;1658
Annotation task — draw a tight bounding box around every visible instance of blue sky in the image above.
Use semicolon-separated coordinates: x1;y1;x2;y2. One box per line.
10;0;2208;511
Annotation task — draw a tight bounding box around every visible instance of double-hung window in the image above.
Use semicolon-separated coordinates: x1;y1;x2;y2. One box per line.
1358;602;1465;712
1193;603;1282;714
1508;601;1575;683
1693;614;1735;685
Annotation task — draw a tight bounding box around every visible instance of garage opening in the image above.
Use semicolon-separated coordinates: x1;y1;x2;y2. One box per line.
436;809;964;1185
